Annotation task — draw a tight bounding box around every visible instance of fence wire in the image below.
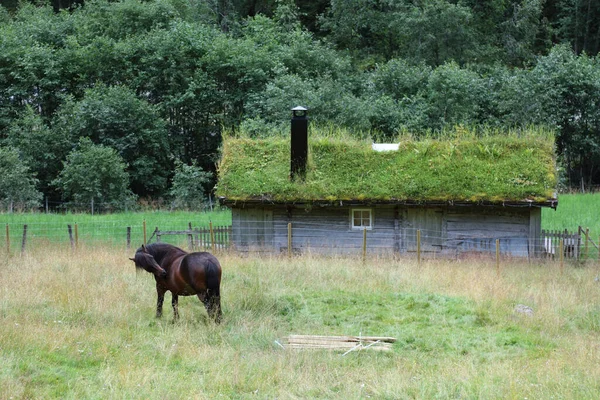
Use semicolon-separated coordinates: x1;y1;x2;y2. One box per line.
2;219;598;264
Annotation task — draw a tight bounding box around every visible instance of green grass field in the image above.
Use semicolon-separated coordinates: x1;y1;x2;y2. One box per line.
0;195;599;398
543;192;600;234
1;248;599;399
0;209;231;252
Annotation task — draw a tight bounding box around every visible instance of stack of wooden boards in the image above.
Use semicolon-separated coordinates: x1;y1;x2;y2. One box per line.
285;335;396;352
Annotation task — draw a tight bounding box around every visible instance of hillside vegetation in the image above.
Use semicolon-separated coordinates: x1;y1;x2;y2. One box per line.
0;0;600;211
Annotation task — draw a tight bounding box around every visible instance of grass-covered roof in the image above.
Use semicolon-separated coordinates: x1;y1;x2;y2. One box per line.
216;128;557;206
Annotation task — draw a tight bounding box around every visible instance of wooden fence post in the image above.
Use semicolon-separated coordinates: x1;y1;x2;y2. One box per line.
585;227;589;261
197;228;203;250
188;222;194;251
362;227;367;264
287;223;292;258
416;230;421;265
126;227;131;249
560;238;564;274
21;224;27;255
68;225;74;251
496;239;500;277
227;226;232;249
5;224;9;255
155;227;160;242
210;222;215;253
143;220;147;244
74;223;79;250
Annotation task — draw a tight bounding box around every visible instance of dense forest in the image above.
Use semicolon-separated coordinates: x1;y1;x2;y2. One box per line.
1;0;599;211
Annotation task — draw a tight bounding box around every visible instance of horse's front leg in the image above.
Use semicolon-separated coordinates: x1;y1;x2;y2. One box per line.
172;294;179;321
156;285;166;318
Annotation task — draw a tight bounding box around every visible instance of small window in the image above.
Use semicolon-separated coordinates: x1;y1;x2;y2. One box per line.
351;208;373;230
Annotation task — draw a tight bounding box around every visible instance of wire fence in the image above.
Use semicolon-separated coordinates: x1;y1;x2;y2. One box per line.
229;221;599;262
3;219;600;267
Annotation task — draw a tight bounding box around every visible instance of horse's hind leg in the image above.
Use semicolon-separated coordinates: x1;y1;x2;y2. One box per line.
196;290;221;323
205;289;222;324
172;294;179;321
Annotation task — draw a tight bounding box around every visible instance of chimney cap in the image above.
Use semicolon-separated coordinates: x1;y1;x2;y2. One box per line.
291;106;308;117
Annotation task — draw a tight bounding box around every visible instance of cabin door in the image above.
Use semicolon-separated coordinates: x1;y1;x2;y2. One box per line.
232;208;274;248
404;208;443;252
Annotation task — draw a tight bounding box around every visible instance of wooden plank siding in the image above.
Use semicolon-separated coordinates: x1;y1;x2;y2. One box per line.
231;207;274;250
445;207;530;257
404;208;443;252
231;205;542;257
273;206;397;255
529;208;542;257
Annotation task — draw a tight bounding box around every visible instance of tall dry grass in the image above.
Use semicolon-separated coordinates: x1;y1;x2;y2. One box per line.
1;246;599;399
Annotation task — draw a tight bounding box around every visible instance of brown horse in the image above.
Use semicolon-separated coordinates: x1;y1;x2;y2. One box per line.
130;243;222;323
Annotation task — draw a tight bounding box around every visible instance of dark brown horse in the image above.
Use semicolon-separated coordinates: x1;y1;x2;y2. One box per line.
130;243;222;323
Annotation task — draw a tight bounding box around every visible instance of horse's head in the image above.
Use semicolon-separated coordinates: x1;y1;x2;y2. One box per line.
129;244;167;278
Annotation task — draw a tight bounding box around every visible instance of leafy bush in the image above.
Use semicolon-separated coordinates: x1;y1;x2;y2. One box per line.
169;160;213;210
0;146;42;211
52;138;136;210
51;85;170;197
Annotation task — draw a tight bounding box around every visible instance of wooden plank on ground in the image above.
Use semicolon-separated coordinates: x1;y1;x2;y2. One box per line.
284;334;396;352
288;334;396;343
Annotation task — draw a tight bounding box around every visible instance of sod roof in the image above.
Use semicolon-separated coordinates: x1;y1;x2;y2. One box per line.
216;133;557;207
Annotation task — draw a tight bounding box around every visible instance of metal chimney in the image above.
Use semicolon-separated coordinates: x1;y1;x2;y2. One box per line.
290;106;308;180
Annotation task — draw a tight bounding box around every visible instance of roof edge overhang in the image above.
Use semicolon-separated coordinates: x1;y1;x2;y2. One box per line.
219;197;558;209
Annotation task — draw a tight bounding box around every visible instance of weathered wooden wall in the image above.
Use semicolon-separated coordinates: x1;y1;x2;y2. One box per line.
231;204;542;257
272;206;397;255
445;207;531;257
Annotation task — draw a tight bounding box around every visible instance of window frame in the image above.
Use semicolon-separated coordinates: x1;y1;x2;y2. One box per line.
350;208;373;230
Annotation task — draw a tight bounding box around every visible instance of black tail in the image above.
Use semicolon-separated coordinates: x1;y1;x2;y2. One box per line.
204;260;220;294
204;259;222;323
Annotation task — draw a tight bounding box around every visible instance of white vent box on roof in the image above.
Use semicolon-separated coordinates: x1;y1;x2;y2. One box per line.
372;143;400;152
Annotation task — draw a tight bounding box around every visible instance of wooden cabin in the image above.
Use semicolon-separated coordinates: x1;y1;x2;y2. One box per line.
217;120;557;257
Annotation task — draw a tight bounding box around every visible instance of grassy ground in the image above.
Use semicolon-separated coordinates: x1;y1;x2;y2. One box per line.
1;246;599;399
0;210;231;251
543;192;600;234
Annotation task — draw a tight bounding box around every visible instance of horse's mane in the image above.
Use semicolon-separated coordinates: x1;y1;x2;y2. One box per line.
144;242;186;254
136;243;187;262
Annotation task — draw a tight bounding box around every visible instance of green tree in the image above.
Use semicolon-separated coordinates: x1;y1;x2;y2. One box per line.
527;46;600;188
51;85;170;197
169;160;213;210
0;146;43;212
424;62;488;129
319;0;485;66
52;138;135;210
3;106;71;197
395;0;482;66
553;0;600;56
73;0;178;41
497;45;600;188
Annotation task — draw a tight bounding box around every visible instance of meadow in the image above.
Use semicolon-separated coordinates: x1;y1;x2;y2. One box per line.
1;194;599;398
0;209;232;251
542;192;600;233
1;245;600;399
